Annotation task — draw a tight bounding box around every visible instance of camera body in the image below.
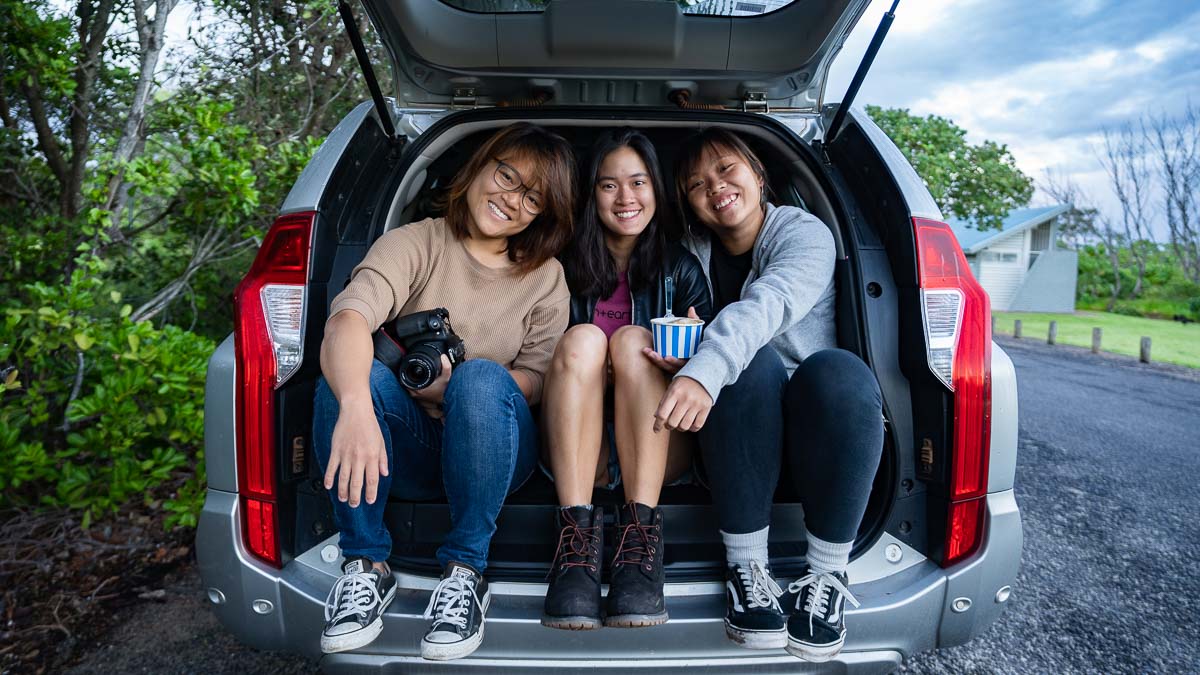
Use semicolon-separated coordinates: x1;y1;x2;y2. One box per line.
373;308;466;390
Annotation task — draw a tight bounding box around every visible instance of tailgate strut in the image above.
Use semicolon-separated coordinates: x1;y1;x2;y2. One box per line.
827;0;899;143
337;0;397;143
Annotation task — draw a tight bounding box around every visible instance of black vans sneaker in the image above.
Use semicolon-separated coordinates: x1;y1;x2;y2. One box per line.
421;561;490;661
723;560;787;649
785;569;860;662
604;502;668;627
542;506;604;630
320;556;397;654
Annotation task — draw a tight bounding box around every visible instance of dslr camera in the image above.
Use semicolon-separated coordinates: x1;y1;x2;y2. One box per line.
372;308;466;390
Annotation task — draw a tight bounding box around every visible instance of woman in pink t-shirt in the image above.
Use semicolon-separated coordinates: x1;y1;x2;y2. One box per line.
540;129;711;631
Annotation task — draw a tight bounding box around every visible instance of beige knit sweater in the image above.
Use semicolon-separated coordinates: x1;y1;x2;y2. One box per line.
328;218;569;403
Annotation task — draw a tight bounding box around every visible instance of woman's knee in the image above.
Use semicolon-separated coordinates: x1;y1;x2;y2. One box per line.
724;346;788;400
551;324;608;373
316;360;406;415
445;358;516;403
787;349;882;413
608;325;652;374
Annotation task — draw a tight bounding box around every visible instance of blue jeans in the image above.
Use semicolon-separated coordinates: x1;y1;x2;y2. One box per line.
312;359;538;572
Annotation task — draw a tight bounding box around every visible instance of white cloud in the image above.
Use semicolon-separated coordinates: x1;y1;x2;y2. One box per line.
1069;0;1107;19
831;2;1200;239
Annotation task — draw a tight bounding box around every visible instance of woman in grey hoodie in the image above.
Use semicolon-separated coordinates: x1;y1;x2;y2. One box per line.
646;128;883;663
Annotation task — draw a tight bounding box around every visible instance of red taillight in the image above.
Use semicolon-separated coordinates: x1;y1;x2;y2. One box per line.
913;218;992;567
233;211;314;567
243;497;280;566
944;499;985;564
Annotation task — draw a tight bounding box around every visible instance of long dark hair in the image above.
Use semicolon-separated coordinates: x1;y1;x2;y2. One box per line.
673;127;770;237
563;128;671;299
442;122;576;274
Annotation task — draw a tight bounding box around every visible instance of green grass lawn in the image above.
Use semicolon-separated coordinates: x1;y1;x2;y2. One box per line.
993;311;1200;369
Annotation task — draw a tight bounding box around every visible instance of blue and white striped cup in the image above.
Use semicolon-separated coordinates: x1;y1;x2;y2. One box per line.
651;317;705;359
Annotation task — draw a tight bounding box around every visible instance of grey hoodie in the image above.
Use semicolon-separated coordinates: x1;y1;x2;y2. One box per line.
677;203;837;403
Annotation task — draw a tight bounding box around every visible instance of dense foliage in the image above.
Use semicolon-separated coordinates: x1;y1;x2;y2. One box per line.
867;105;1035;231
1076;243;1200;319
0;0;364;528
1;259;213;528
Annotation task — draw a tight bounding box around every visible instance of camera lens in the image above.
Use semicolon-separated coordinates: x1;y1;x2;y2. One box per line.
399;351;440;389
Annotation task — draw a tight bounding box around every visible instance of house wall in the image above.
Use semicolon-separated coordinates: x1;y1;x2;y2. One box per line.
1008;248;1079;312
977;234;1026;310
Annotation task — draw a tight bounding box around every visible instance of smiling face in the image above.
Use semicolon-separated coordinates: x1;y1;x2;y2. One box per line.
595;146;657;241
464;154;543;243
684;143;766;241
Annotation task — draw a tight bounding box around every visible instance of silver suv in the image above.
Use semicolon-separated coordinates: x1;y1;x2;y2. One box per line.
196;1;1022;672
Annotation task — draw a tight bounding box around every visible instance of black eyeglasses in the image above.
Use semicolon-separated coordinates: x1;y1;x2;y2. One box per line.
492;160;545;215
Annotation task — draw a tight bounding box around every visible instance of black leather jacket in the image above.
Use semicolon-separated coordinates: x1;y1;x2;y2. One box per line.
568;242;713;329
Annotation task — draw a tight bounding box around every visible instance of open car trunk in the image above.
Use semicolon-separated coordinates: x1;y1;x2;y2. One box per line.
276;107;925;582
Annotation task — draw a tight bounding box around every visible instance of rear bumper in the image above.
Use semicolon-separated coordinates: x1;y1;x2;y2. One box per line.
196;488;1020;671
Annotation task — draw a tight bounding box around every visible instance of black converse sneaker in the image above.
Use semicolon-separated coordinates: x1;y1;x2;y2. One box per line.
542;506;604;630
421;561;490;661
785;569;860;661
723;560;787;649
320;556;397;654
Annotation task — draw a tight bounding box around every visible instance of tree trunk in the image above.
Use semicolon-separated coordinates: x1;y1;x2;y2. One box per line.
102;0;180;241
63;0;118;222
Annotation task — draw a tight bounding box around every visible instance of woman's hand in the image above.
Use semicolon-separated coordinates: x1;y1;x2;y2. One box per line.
407;354;453;419
324;399;389;507
641;306;701;375
642;349;687;374
654;375;713;433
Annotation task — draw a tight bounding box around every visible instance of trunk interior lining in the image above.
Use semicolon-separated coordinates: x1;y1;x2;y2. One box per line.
289;114;899;580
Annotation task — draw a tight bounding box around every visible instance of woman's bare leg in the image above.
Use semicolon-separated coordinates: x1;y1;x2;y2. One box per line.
609;325;691;507
542;324;609;506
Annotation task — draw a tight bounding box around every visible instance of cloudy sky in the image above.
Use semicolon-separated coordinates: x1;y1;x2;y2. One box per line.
827;0;1199;236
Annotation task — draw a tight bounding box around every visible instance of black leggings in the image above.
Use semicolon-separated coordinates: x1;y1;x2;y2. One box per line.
697;347;884;543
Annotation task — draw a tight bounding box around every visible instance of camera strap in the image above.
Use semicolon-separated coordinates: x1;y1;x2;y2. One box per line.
372;330;405;372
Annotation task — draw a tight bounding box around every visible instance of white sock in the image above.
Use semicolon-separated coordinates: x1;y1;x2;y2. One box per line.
806;533;852;575
722;527;770;568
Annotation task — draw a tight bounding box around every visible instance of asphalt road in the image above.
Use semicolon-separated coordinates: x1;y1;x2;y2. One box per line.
904;338;1200;674
65;337;1200;674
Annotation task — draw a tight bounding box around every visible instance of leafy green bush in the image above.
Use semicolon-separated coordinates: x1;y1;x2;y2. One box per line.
1077;243;1200;319
0;256;214;529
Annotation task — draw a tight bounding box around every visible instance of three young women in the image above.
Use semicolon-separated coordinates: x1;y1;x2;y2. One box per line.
540;129;712;630
657;128;884;662
312;123;576;660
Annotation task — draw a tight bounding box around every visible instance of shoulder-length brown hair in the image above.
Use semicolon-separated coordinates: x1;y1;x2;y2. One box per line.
673;127;771;235
442;123;576;274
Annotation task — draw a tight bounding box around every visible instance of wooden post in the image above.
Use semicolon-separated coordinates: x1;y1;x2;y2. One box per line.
1048;320;1057;345
1140;337;1151;363
1092;328;1102;354
1013;319;1022;339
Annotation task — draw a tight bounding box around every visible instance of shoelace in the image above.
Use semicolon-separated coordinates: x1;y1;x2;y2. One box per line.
612;509;659;573
324;571;382;624
422;575;483;631
548;512;600;577
736;560;784;611
787;571;861;633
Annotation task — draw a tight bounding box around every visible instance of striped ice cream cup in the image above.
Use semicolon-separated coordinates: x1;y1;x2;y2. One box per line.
651;317;705;359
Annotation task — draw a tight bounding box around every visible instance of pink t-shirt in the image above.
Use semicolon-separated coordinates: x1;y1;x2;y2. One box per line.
592;272;633;338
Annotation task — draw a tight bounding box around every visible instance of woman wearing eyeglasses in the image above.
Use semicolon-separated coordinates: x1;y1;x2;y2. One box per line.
312;123;577;660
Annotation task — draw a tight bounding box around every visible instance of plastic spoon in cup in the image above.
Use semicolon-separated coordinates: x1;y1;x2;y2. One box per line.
664;276;675;319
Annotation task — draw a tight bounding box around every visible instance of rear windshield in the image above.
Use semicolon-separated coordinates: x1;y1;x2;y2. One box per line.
441;0;801;17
